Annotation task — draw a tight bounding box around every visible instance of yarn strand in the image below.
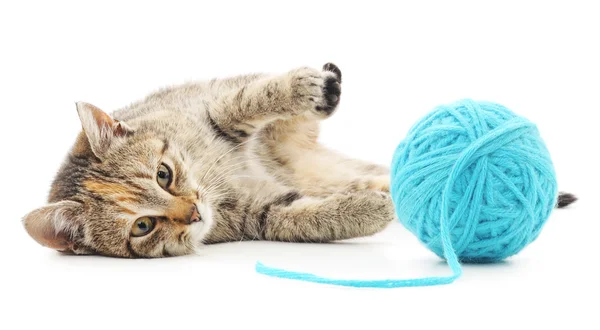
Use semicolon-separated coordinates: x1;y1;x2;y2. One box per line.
255;261;462;288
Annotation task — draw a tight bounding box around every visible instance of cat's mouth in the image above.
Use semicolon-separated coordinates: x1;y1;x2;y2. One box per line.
189;202;213;244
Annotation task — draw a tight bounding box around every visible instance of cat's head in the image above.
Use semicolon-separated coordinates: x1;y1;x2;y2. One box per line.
22;102;213;257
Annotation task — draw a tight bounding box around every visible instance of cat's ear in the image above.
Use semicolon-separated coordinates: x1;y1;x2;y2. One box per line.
75;102;133;159
22;201;83;251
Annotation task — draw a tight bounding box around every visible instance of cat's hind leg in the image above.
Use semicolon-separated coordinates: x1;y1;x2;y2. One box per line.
284;145;391;195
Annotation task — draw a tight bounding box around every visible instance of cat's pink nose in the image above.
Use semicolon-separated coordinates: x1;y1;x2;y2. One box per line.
189;205;201;224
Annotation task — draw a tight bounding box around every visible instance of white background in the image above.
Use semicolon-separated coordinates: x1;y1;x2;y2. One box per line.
1;1;598;329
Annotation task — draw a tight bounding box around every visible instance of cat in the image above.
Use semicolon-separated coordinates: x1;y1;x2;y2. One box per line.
22;63;577;258
22;63;397;258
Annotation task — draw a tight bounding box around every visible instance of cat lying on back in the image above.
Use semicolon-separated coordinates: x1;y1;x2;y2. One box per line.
23;63;397;257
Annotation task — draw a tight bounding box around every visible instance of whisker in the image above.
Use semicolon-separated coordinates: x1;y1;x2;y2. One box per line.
199;135;259;187
199;161;258;194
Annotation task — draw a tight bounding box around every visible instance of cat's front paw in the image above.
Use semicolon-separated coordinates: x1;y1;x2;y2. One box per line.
288;63;342;118
344;191;396;235
345;175;391;194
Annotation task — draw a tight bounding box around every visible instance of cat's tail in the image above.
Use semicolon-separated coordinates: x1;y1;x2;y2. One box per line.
557;192;577;208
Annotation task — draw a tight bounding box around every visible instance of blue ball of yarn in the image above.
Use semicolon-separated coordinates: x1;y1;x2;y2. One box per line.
390;99;558;263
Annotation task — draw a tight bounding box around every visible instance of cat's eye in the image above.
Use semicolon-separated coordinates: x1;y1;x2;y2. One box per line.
131;217;156;237
157;163;172;189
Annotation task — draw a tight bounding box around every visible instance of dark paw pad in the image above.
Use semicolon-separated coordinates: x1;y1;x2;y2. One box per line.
316;77;341;115
323;62;342;83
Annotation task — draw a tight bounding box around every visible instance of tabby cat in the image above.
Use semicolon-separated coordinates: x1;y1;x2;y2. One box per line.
22;63;576;258
22;63;397;258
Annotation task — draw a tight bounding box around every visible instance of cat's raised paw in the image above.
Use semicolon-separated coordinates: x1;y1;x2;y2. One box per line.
315;77;341;115
287;64;342;118
315;63;342;116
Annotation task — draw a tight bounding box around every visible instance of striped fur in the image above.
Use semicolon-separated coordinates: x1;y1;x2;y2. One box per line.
22;63;395;258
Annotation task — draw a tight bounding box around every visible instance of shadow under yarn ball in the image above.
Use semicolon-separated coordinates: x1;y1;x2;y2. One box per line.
390;99;558;263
